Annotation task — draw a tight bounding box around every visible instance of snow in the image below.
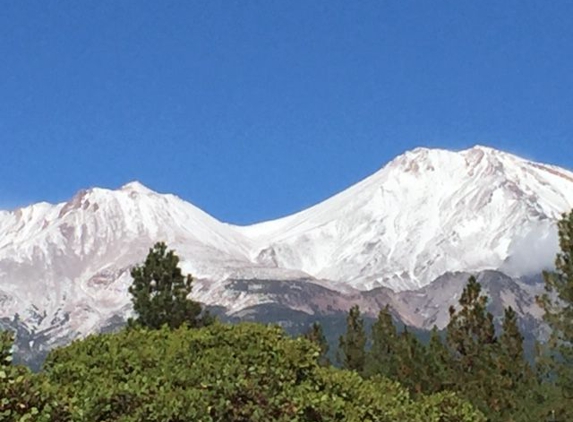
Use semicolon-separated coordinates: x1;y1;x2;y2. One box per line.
234;145;573;291
1;145;573;343
120;181;156;194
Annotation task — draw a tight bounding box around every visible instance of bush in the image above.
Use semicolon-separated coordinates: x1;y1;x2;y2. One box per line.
0;330;72;422
42;322;484;421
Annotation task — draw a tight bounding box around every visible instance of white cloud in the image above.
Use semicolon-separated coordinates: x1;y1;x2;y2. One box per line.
501;221;559;277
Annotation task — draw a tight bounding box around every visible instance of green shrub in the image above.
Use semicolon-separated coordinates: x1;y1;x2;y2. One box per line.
43;322;484;421
0;330;72;421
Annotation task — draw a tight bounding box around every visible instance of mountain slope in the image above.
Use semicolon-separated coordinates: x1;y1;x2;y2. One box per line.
1;145;573;361
0;181;259;346
239;146;573;290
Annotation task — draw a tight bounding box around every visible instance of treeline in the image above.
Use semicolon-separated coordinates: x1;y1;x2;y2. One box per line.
326;279;546;421
306;210;573;421
2;210;573;421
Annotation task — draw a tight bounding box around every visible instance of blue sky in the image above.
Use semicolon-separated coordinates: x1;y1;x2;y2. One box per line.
1;1;572;224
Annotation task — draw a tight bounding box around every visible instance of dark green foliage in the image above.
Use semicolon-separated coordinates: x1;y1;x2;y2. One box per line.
447;276;496;364
366;308;452;396
337;305;366;373
128;242;208;330
442;277;547;421
358;277;538;421
425;327;454;393
365;306;397;377
394;327;432;394
366;318;431;395
303;322;330;366
498;307;532;388
490;306;540;421
499;307;523;364
446;277;519;418
41;322;484;421
538;210;573;398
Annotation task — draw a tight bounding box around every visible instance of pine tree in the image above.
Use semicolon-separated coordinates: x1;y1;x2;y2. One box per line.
498;306;530;387
128;242;208;330
366;306;435;395
394;327;428;394
538;210;573;398
337;305;366;373
447;276;496;370
303;322;330;366
425;326;453;393
494;306;537;420
446;276;505;415
365;305;397;379
499;307;523;362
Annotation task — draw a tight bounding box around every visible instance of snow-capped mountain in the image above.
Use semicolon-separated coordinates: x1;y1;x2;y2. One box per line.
1;145;572;362
0;181;311;352
239;146;573;291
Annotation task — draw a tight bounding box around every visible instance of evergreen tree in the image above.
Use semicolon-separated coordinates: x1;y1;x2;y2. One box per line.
538;210;573;398
495;306;538;420
366;307;436;395
365;305;397;378
498;306;531;387
303;321;330;366
128;242;208;330
394;327;429;394
446;276;506;416
425;326;453;393
499;307;523;363
337;305;366;373
447;276;497;367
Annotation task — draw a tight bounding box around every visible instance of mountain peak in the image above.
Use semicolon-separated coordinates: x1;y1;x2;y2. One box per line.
386;145;525;178
467;144;497;152
404;144;505;156
120;181;155;194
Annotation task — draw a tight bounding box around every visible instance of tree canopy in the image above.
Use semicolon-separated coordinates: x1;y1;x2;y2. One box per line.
128;241;209;330
337;305;366;374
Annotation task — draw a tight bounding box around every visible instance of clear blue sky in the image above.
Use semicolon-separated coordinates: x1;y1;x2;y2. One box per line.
1;1;572;224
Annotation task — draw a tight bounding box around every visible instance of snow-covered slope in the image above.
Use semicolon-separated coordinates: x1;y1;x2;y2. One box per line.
239;146;573;290
1;145;573;356
0;181;259;344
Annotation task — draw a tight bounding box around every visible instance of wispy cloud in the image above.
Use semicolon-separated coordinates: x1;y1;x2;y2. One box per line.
501;221;559;277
